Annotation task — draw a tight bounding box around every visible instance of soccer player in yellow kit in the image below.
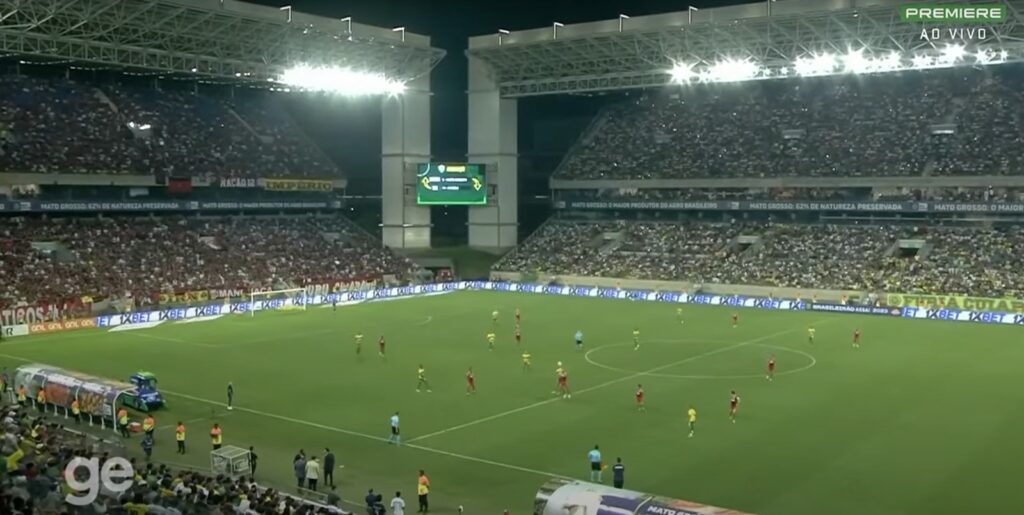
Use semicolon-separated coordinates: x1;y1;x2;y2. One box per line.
521;350;532;370
807;326;816;344
486;332;496;351
354;333;364;355
416;365;431;393
632;328;641;351
687;406;697;438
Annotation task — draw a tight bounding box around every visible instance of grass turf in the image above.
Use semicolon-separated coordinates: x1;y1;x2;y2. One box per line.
1;290;1022;515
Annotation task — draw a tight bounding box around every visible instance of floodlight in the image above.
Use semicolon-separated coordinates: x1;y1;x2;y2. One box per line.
794;52;836;77
278;65;406;96
669;62;696;83
975;48;995;65
842;48;871;74
706;58;761;83
939;44;966;65
911;54;934;69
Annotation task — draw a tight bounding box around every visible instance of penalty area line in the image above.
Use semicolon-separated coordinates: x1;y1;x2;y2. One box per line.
406;322;828;444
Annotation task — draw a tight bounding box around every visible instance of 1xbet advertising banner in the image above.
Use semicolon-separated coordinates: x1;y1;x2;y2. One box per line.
9;281;1018;336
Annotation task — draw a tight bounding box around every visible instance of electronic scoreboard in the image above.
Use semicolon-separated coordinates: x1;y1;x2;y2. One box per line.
415;163;487;205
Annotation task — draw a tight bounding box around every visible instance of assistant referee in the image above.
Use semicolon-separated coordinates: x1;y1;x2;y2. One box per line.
587;444;602;482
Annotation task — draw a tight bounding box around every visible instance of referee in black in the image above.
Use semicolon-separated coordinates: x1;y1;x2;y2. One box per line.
612;458;625;489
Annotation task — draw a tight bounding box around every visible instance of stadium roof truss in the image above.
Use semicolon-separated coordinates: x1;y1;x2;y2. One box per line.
0;0;445;83
467;0;1024;97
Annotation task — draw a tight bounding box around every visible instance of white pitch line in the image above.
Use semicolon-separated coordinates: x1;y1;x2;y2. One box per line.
155;415;215;432
0;354;569;482
157;388;570;480
406;323;824;444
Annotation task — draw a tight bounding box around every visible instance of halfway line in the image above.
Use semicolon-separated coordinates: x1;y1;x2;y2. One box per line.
406;323;819;444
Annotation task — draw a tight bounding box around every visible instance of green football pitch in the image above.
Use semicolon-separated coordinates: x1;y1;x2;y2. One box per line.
2;290;1022;515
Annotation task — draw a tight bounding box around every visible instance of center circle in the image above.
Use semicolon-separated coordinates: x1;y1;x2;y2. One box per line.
584;340;817;379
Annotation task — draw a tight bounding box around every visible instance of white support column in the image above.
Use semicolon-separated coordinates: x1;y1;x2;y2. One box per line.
381;75;431;248
467;55;518;250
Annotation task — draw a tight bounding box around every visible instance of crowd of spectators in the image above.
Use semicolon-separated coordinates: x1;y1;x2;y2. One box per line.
879;227;1024;298
556;66;1024;180
495;220;1024;298
709;224;903;290
0;401;349;514
557;187;1024;204
0;215;416;313
0;75;338;178
494;220;745;281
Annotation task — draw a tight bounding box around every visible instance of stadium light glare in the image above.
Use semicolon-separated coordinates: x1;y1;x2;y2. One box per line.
668;62;696;83
975;48;996;65
911;53;936;70
880;51;903;71
705;58;762;83
842;48;871;74
939;44;966;66
278;65;406;96
794;52;836;77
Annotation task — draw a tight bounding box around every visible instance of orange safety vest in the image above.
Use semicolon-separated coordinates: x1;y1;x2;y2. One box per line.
210;426;222;445
143;417;155;432
175;424;186;441
71;400;80;415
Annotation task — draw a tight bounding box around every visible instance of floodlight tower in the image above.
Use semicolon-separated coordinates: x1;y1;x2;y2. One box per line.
382;73;433;248
466;51;519;250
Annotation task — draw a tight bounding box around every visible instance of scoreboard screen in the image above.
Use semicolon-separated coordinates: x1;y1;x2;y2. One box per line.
416;163;487;205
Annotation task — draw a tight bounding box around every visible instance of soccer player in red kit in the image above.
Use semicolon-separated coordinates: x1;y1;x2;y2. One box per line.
514;325;522;345
378;336;386;357
731;313;739;328
465;367;476;395
557;366;571;399
729;390;741;423
766;354;775;381
852;328;861;348
635;384;645;412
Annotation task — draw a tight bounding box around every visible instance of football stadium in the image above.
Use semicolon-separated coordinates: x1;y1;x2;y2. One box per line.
1;1;1024;514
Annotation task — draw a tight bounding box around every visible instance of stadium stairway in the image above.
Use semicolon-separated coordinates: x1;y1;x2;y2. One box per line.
596;229;626;255
94;89;120;115
227;107;271;143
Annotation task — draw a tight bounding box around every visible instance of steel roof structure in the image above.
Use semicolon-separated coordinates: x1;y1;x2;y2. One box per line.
0;0;445;83
468;0;1024;97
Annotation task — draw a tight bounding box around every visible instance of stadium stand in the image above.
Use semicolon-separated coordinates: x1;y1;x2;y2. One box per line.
0;402;350;514
0;216;416;316
494;221;1024;299
495;220;747;282
557;187;1024;203
554;67;1024;179
0;75;338;178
